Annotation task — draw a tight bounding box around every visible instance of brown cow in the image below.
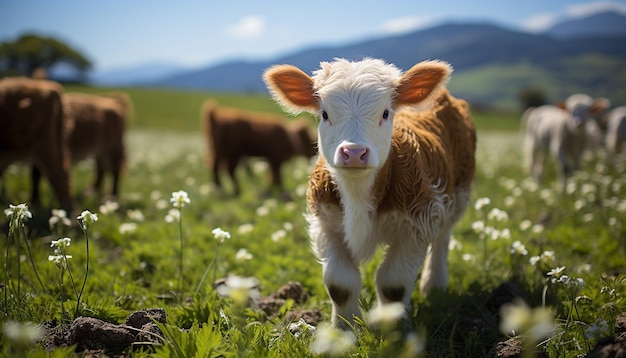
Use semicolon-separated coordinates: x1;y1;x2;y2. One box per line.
0;77;72;211
201;100;317;195
31;92;130;202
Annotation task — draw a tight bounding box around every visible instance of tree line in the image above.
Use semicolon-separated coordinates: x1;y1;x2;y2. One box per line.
0;33;92;81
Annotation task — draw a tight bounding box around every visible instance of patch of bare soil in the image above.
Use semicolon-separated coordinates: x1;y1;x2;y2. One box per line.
39;281;322;356
41;308;166;357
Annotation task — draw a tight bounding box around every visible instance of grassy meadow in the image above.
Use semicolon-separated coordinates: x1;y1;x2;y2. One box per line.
1;85;625;357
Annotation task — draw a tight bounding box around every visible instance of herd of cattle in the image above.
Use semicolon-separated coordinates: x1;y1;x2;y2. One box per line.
0;76;317;211
0;75;625;213
523;93;626;190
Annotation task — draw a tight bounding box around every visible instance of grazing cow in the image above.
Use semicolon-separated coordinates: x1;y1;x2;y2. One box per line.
0;77;72;211
605;106;626;162
201;100;317;196
264;58;476;327
31;92;130;203
523;94;608;190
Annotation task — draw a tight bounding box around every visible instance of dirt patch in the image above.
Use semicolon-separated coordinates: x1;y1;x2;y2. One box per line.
41;308;166;356
39;282;322;356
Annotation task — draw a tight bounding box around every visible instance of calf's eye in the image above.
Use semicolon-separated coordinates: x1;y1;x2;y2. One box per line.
382;109;389;120
322;111;329;121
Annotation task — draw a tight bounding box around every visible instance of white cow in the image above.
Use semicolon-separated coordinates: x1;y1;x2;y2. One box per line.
523;94;607;190
606;106;626;162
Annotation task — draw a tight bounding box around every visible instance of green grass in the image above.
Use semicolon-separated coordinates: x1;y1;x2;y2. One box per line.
1;87;625;357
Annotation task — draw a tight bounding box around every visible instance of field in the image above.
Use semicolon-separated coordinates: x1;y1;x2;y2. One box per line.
1;86;625;357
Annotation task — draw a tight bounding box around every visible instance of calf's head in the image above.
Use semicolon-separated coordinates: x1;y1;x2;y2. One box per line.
264;58;450;176
564;94;609;127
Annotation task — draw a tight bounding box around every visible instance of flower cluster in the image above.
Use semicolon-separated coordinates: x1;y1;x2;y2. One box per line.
510;240;528;256
48;237;72;267
212;227;231;244
98;200;119;215
170;190;190;208
4;203;32;222
500;299;555;340
77;210;98;231
48;209;71;229
310;323;356;355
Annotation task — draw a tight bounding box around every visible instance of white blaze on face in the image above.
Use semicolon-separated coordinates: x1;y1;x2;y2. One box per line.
312;59;400;174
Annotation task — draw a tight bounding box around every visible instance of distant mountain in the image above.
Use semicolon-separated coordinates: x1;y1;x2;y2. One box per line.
98;11;626;110
89;62;192;86
546;11;626;38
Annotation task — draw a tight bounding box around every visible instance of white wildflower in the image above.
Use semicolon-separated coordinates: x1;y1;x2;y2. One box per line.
367;302;406;327
235;248;253;261
519;219;532;231
310;323;356;356
288;318;316;338
165;209;180;223
449;237;462;250
155;199;168;210
48;209;71;229
462;253;475;262
216;275;260;305
126;209;145;222
238;223;254;234
5;203;32;222
256;205;269;216
77;210;98;230
474;197;491;210
500;299;555;340
119;222;138;235
271;229;286;242
510;240;528;255
98;200;119;215
50;237;71;248
487;208;509;222
531;224;544;234
170;190;190;208
471;220;485;233
2;320;42;345
212;227;231;243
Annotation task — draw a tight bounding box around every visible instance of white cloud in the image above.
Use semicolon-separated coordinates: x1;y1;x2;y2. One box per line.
521;13;560;33
225;15;265;39
379;16;437;35
565;1;626;18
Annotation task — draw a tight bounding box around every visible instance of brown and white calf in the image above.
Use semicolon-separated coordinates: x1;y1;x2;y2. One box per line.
0;77;73;211
264;58;476;327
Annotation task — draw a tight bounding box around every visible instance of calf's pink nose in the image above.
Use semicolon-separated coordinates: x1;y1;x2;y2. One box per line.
341;146;369;167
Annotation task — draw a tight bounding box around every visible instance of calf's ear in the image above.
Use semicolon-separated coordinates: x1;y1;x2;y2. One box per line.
394;60;451;108
264;65;319;113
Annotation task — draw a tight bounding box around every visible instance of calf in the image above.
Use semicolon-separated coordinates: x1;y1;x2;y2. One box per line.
201;100;317;195
0;77;72;211
523;94;607;189
264;58;475;327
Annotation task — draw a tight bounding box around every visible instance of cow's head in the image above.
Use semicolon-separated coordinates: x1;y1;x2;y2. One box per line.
264;58;450;177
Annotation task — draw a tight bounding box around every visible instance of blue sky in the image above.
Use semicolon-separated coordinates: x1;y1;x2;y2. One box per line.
1;0;626;72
